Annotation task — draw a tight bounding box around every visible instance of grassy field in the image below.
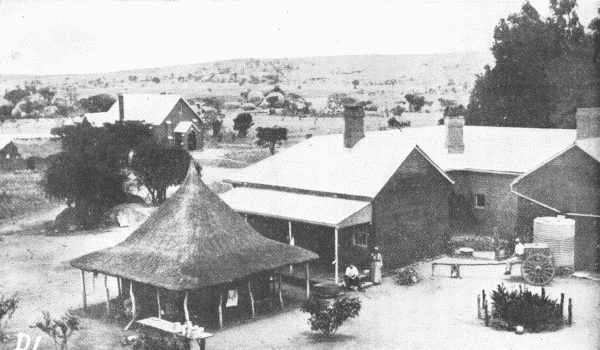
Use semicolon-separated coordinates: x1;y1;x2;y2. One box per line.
0;171;58;223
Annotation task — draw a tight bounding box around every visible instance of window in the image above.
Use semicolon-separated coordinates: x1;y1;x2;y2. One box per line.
474;194;486;208
353;232;368;247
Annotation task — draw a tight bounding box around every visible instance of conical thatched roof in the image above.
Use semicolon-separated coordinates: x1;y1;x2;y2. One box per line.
70;163;318;290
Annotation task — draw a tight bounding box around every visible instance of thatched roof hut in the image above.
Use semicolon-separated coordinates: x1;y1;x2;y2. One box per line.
71;163;318;290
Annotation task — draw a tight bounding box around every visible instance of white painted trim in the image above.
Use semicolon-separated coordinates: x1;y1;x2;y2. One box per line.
511;189;560;213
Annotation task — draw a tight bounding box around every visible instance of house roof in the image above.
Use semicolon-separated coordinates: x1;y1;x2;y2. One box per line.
0;137;14;151
225;126;574;198
174;121;201;134
226;133;452;198
70;163;318;291
83;112;118;127
576;138;600;163
220;187;372;228
85;94;201;126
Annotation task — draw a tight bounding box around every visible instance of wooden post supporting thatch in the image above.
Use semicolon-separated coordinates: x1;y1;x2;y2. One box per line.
125;281;137;330
248;281;255;319
218;291;223;329
334;227;339;284
477;294;481;319
568;298;572;325
184;291;190;322
157;289;161;319
104;275;111;317
117;278;122;297
278;274;283;309
81;271;87;311
484;301;489;326
493;226;499;260
305;262;310;299
288;221;293;274
244;214;248;223
269;275;274;309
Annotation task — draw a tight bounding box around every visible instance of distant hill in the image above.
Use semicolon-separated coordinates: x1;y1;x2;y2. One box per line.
0;52;493;113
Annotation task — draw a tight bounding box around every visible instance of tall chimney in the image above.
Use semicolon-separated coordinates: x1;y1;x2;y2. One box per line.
343;104;365;148
445;115;465;154
575;108;600;140
118;94;124;122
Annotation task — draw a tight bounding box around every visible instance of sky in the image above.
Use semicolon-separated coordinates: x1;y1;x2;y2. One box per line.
0;0;598;75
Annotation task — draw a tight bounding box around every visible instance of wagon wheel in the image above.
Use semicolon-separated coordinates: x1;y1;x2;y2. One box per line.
521;254;555;286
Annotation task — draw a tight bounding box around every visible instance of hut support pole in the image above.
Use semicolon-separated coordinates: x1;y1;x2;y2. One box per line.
184;292;190;322
218;291;223;329
248;281;255;319
157;289;161;319
104;275;110;317
278;274;283;309
305;262;310;299
81;271;87;311
117;278;122;297
334;227;339;285
125;281;137;330
288;221;293;274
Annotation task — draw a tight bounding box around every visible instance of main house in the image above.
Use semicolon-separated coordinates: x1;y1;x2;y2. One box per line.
84;94;204;151
221;104;583;278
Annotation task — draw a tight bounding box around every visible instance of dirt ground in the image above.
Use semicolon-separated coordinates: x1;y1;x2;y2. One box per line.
1;213;598;350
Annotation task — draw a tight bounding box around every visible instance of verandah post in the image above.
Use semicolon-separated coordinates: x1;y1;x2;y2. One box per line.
289;221;294;274
278;274;283;309
157;289;161;319
184;291;190;322
104;275;111;317
218;290;223;329
305;262;310;299
334;227;339;284
81;270;87;311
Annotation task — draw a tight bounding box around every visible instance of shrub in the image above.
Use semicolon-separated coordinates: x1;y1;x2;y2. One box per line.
301;296;361;335
490;284;565;332
34;311;80;350
0;294;18;341
132;329;186;350
396;267;419;285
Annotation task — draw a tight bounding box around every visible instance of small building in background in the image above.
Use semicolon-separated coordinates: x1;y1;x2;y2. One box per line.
84;94;205;151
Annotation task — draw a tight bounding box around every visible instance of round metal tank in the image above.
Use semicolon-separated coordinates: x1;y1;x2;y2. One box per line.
533;216;575;268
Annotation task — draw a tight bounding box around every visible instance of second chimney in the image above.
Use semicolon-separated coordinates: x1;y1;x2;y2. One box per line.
343;104;365;148
445;115;465;154
576;108;600;140
118;94;125;122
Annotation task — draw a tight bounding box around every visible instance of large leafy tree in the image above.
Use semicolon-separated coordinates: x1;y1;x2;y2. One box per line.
131;145;192;204
256;126;288;154
233;112;254;137
467;1;598;128
78;94;116;113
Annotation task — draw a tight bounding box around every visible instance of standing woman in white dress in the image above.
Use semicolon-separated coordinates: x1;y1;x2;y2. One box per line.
370;247;383;284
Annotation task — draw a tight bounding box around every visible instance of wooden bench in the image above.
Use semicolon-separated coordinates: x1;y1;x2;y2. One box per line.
431;261;505;278
137;317;214;350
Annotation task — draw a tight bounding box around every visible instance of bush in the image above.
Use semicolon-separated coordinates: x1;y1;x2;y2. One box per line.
34;311;80;350
490;284;565;332
0;294;18;341
233;113;254;137
132;329;187;350
301;296;361;335
396;267;419;285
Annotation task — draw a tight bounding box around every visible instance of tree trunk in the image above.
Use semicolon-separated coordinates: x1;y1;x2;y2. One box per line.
269;143;276;155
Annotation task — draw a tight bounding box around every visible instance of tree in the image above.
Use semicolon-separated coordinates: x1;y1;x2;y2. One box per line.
35;312;80;350
390;105;405;117
78;94;116;113
256;126;288;154
467;1;597;128
352;79;360;89
233;112;254;137
0;294;18;341
3;89;29;105
404;94;427;112
301;296;361;335
444;104;467;117
388;117;410;129
211;118;223;140
152;77;160;84
37;87;56;103
131;145;192;204
200;97;225;113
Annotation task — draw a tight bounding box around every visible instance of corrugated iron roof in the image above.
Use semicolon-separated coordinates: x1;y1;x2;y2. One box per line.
220;187;372;228
85;94;200;126
226;126;575;198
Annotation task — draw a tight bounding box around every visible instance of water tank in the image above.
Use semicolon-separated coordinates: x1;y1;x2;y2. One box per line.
533;216;575;268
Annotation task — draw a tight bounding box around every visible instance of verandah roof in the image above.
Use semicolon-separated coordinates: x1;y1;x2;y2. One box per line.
220;187;372;228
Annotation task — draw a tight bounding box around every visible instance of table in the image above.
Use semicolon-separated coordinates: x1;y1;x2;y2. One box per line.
137;317;214;350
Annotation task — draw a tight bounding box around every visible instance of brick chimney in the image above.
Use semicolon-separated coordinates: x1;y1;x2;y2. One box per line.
118;94;124;122
575;108;600;140
444;115;465;154
343;104;365;148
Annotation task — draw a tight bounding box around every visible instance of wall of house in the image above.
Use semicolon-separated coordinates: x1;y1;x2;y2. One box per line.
372;149;452;270
513;147;600;271
449;170;519;238
153;99;204;150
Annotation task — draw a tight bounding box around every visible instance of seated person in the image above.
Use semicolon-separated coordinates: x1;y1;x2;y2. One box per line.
504;238;524;275
344;264;361;290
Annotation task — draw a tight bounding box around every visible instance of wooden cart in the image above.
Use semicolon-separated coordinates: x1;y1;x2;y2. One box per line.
519;243;556;286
